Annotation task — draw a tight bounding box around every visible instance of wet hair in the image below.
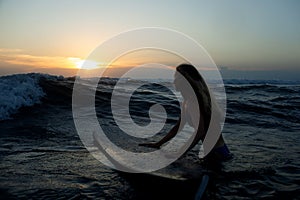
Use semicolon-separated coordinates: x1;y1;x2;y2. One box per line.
176;64;212;133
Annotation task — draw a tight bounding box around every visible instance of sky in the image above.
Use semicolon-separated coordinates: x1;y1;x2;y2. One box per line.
0;0;300;79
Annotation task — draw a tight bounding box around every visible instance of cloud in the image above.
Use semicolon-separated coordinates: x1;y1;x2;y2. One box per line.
0;48;77;69
0;48;23;53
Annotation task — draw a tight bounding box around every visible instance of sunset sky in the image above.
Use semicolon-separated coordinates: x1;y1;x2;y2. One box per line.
0;0;299;79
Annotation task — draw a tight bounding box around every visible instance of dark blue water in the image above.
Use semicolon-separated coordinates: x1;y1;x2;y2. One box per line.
0;73;299;199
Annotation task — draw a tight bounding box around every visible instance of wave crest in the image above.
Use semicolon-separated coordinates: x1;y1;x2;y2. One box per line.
0;73;61;120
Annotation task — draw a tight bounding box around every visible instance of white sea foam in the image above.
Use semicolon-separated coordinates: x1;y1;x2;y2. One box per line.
0;73;53;120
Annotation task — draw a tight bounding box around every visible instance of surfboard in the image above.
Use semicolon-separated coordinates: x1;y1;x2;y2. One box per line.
93;134;204;181
92;132;204;181
117;156;207;200
92;133;207;199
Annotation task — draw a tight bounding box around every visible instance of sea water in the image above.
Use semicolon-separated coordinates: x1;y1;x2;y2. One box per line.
0;73;299;199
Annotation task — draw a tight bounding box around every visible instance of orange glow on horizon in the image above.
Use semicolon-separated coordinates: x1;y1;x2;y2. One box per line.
0;48;185;77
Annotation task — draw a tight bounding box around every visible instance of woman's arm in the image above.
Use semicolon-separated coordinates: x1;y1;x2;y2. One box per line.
187;112;205;151
139;118;183;149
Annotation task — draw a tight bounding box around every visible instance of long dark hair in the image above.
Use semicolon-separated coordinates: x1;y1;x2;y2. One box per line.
176;64;212;133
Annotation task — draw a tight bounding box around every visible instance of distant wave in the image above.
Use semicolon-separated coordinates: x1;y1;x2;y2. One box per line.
224;79;300;85
1;73;299;122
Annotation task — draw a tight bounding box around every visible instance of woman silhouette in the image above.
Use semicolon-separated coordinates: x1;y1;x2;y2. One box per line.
140;64;232;161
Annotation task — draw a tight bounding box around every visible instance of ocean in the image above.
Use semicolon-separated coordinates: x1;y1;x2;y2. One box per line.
0;73;299;199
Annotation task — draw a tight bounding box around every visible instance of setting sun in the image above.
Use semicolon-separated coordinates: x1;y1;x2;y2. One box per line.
68;57;101;70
